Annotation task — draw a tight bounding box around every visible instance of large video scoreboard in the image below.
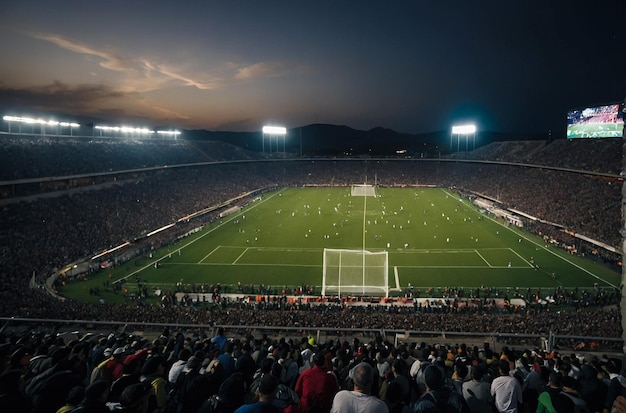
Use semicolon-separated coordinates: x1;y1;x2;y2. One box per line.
566;103;624;138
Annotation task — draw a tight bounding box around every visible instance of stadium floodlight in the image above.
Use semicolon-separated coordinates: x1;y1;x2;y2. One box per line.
262;125;287;153
156;130;181;135
262;126;287;135
4;115;80;135
451;123;477;154
95;124;154;137
451;124;476;135
156;130;182;139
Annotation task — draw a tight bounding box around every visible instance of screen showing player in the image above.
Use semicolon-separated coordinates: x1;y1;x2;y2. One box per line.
566;103;623;138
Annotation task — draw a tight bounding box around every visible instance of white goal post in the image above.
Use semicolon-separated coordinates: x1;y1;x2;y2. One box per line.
351;184;377;197
322;248;389;297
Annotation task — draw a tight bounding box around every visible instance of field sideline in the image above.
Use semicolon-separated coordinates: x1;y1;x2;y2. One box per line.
60;187;621;303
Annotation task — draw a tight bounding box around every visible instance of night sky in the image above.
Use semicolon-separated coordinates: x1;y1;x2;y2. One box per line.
0;1;624;136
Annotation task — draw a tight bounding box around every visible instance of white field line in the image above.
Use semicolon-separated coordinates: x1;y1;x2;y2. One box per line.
474;250;492;267
118;189;284;282
198;246;221;264
232;248;249;264
442;187;619;289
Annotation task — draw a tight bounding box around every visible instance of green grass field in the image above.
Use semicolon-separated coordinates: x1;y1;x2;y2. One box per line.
566;122;623;138
60;187;621;303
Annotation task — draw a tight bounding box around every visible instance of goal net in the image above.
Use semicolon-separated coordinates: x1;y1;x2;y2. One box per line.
322;248;389;297
351;184;377;197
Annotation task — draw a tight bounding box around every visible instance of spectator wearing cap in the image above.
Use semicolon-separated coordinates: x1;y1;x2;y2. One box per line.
90;348;112;384
95;346;127;383
109;356;142;402
330;362;388;413
295;351;339;413
412;364;469;413
490;359;523;413
536;372;574;413
234;374;281;413
462;365;493;413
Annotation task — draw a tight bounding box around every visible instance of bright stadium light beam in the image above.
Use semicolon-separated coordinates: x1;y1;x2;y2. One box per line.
451;123;477;154
4;115;80;135
95;124;156;137
262;125;287;153
156;130;182;138
262;126;287;135
451;124;476;135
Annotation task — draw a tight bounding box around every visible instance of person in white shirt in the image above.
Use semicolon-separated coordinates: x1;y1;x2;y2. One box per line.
167;348;190;385
331;362;388;413
490;359;523;413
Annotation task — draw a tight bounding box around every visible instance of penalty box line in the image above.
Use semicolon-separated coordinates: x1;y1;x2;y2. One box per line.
232;248;249;264
200;245;321;265
198;246;222;263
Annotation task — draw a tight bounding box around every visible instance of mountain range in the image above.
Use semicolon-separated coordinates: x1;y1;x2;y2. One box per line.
183;124;549;157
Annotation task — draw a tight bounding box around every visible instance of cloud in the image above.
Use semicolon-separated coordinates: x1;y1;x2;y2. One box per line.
27;32;299;94
29;32;219;91
31;32;132;72
144;103;191;121
0;81;128;113
234;62;289;80
140;59;219;90
0;81;193;125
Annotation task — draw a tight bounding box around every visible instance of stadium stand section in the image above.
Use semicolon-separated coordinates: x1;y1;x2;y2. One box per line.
0;136;622;354
0;134;624;411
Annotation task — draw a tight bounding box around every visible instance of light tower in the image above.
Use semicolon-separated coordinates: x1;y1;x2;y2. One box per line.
262;125;287;153
451;123;477;155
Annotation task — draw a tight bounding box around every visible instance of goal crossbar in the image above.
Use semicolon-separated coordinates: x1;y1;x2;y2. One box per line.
321;248;388;297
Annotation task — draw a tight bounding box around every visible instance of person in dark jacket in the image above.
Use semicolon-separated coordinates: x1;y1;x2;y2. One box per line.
71;380;110;413
411;364;470;413
579;363;606;413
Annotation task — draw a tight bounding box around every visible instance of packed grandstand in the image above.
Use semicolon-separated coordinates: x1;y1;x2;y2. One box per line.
0;134;624;412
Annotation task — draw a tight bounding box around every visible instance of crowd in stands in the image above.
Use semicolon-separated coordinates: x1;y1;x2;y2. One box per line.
464;138;623;175
2;327;626;412
0;136;259;180
0;137;623;358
